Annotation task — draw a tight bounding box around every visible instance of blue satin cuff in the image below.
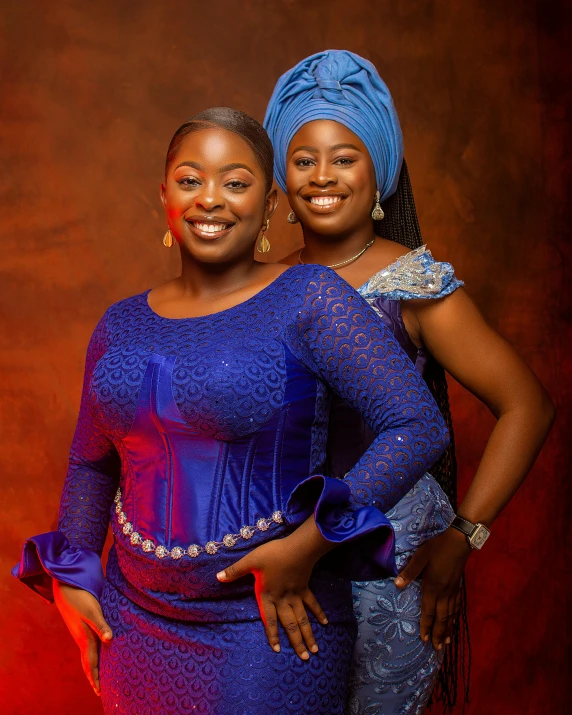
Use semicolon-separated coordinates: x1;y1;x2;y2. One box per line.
286;475;397;580
11;531;104;603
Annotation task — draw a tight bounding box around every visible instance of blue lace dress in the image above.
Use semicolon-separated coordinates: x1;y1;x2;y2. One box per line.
13;264;449;715
325;247;464;715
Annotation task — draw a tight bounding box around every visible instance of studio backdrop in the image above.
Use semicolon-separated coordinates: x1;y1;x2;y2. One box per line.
0;1;569;713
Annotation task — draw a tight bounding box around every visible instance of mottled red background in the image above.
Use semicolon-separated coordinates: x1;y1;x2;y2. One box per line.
1;1;570;713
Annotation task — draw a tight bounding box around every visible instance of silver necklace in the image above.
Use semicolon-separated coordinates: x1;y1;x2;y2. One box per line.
298;238;376;269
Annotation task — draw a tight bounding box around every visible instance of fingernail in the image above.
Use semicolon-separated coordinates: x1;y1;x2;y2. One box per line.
273;645;280;653
102;632;112;642
310;644;319;653
321;617;329;625
216;571;226;581
445;637;451;645
301;651;310;660
438;643;443;651
394;577;405;587
423;635;429;642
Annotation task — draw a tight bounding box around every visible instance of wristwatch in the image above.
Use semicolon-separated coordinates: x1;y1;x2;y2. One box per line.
450;515;491;550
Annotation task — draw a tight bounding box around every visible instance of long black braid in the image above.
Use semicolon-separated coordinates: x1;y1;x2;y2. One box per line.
376;160;471;713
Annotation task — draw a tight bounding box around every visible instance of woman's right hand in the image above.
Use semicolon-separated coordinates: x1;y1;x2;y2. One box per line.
52;580;113;696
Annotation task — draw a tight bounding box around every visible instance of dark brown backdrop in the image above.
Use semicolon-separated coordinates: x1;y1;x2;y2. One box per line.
1;1;569;713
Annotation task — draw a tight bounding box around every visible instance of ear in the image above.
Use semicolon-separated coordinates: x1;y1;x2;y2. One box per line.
264;189;279;224
160;182;167;209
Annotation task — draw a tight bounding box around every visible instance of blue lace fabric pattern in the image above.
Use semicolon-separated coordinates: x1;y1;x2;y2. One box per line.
340;246;463;715
13;264;449;715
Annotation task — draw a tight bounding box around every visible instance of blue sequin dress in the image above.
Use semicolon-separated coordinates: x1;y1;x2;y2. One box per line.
325;248;464;715
13;264;449;715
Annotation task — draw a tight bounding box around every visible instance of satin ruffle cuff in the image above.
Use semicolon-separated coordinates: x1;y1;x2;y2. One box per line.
11;531;104;603
286;475;396;580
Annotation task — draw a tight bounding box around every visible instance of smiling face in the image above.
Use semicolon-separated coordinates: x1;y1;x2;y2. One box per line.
286;120;377;237
161;127;275;264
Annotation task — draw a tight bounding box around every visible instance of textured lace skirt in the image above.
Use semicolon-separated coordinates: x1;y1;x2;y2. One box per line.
346;475;454;715
99;545;357;714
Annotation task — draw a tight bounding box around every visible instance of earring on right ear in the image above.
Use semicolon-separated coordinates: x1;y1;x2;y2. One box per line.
371;191;385;221
287;211;299;224
256;220;271;253
163;229;174;247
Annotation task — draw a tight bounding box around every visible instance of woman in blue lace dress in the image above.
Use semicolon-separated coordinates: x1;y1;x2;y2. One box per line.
264;51;555;714
12;108;450;715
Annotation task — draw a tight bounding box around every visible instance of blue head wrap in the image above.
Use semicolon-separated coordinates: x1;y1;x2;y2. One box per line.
264;50;403;201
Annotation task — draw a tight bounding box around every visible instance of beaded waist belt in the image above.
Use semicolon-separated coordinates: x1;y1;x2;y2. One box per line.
113;488;284;560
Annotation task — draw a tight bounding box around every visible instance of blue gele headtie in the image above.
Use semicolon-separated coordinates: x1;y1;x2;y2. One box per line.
264;50;404;201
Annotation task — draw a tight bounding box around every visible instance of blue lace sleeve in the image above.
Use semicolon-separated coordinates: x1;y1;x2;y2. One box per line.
57;312;120;551
12;312;120;602
290;267;449;513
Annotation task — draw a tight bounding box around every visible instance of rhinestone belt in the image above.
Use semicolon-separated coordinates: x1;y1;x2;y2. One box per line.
113;488;284;560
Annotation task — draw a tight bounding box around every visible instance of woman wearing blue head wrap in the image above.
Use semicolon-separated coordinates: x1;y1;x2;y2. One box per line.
265;50;554;714
264;50;403;203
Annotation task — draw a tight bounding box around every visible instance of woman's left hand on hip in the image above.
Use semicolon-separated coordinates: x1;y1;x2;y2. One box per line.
216;537;328;661
393;528;472;650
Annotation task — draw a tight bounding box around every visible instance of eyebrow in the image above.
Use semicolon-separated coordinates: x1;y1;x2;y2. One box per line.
291;145;319;154
218;162;255;176
174;160;255;176
331;143;362;152
175;161;203;171
290;143;362;154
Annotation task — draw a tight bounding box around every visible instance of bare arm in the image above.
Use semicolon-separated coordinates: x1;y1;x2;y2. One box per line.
397;287;554;649
410;287;554;525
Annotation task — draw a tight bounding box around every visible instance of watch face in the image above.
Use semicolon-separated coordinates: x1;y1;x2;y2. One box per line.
470;525;490;549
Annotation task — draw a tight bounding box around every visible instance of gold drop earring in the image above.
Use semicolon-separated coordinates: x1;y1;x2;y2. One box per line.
256;220;271;253
163;229;174;248
371;191;385;221
287;211;299;224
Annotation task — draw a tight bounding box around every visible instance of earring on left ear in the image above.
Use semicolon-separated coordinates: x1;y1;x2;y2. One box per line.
371;191;385;221
256;220;271;253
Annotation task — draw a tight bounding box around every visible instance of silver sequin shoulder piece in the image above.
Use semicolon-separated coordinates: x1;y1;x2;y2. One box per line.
360;245;462;299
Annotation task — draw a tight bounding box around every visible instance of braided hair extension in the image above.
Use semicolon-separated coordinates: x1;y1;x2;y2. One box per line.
377;161;458;505
376;160;471;712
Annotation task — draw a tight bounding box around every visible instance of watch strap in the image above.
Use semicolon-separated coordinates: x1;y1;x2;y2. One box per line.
450;515;491;550
450;515;475;537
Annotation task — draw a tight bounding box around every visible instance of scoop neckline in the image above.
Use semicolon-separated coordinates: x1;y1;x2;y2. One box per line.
143;265;301;322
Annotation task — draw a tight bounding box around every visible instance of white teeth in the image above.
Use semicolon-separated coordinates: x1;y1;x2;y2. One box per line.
194;222;227;233
309;196;342;206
